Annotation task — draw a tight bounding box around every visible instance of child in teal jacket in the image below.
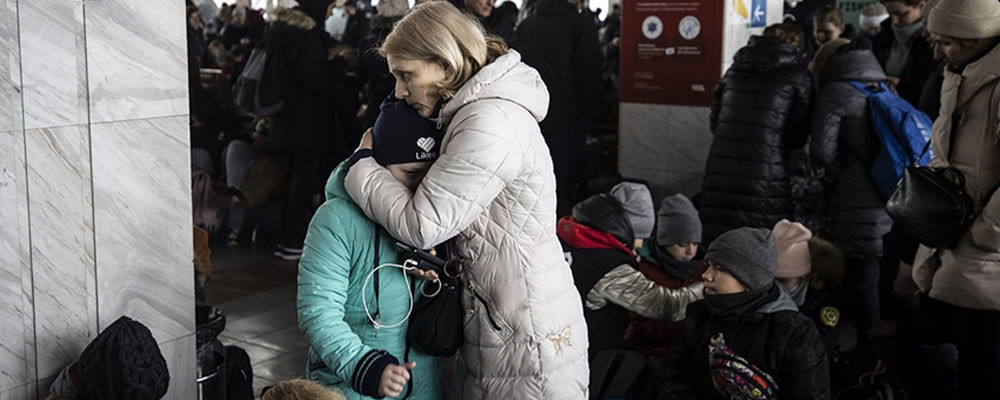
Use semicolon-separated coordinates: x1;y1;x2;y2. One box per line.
298;97;445;399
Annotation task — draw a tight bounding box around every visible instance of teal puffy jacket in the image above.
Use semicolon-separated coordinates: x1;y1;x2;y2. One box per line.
298;162;443;399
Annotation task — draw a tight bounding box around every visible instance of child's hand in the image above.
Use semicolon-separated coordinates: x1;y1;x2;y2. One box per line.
406;268;439;282
378;362;415;398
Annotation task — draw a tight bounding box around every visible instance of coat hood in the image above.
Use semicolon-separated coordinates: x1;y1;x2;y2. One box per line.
819;49;887;85
438;50;549;126
756;288;800;313
324;161;351;203
558;216;634;256
571;193;634;246
732;36;808;72
294;0;331;27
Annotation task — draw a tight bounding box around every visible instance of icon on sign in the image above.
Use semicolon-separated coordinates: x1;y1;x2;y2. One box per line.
750;0;767;27
679;16;701;40
642;15;664;39
665;47;676;55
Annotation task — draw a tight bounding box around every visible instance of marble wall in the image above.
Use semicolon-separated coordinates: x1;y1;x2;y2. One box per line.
618;0;783;203
0;0;194;398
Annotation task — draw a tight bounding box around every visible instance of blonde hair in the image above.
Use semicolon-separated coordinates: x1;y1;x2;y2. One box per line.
262;379;345;400
380;1;508;99
271;8;317;30
763;23;804;49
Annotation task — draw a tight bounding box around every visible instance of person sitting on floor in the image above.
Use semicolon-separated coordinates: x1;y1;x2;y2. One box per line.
558;192;703;358
45;316;170;400
262;379;346;400
627;193;708;356
657;227;831;400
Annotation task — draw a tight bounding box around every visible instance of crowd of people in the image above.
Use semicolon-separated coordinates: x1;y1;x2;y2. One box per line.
168;0;1000;399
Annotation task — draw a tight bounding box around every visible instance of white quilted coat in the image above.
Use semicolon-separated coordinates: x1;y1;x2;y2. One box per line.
344;50;589;399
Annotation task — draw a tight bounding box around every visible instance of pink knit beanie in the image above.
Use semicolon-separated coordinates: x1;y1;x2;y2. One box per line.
773;219;813;278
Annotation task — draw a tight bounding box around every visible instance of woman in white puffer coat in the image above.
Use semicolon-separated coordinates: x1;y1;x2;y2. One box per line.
342;2;589;399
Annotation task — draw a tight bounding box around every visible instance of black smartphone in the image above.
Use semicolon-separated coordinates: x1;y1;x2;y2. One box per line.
394;241;447;271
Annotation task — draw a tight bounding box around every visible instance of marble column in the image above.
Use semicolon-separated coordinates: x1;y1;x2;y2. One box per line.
618;0;784;204
0;0;195;397
0;0;33;395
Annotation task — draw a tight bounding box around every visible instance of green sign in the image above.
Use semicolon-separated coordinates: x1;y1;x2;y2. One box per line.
838;0;878;30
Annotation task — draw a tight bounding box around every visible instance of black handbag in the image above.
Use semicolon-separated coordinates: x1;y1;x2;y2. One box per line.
398;240;465;357
886;125;976;249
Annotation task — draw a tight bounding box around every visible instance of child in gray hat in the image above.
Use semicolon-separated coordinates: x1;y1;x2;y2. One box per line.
627;193;707;356
558;193;704;358
656;227;830;399
610;182;655;251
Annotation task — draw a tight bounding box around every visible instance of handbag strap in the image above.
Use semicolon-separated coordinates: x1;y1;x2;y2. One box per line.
373;225;381;323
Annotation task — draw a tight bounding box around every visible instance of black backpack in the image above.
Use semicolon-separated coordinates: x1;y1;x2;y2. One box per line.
236;43;286;116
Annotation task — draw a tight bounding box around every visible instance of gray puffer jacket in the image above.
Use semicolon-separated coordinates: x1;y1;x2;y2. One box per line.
344;50;589;399
810;48;893;256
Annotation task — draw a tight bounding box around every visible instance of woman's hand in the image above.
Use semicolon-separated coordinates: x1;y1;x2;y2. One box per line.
378;362;416;398
357;128;374;152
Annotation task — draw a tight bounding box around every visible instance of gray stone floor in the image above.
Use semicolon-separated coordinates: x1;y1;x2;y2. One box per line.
205;243;304;399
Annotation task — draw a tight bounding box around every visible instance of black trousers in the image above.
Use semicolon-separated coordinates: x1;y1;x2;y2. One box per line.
280;150;320;248
956;307;1000;399
542;120;589;218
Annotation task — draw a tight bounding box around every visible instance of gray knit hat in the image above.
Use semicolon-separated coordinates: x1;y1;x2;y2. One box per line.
927;0;1000;39
705;227;777;290
656;194;702;245
610;182;655;239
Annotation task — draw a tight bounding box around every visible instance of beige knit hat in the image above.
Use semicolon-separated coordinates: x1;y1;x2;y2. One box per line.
773;219;813;279
927;0;1000;39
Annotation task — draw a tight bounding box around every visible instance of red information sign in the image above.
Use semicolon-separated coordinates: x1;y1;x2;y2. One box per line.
620;0;724;106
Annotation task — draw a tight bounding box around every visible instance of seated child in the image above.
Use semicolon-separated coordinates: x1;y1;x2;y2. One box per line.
298;96;444;400
627;194;708;356
45;316;170;400
610;182;656;251
657;227;830;399
558;189;703;357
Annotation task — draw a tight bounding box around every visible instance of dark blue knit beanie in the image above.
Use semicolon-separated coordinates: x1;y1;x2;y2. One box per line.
373;94;443;166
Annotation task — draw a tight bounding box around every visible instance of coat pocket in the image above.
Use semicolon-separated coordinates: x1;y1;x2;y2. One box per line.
466;281;514;342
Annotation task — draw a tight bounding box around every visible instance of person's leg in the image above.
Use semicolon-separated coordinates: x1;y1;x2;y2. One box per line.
542;122;588;217
279;150;319;258
224;140;259;190
845;255;881;330
957;308;1000;399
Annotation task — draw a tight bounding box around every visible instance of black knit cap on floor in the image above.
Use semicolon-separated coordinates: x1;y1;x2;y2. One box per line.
77;315;170;400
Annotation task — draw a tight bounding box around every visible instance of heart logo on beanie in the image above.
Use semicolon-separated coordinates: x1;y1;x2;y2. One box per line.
416;137;435;152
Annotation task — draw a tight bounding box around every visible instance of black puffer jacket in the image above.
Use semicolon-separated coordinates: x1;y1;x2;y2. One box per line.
874;19;936;108
701;36;813;243
657;294;831;400
358;16;400;129
266;11;334;152
810;49;893;256
518;0;604;129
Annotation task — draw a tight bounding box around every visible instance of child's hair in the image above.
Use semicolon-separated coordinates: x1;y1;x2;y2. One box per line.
814;5;844;27
261;379;346;400
763;23;803;49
